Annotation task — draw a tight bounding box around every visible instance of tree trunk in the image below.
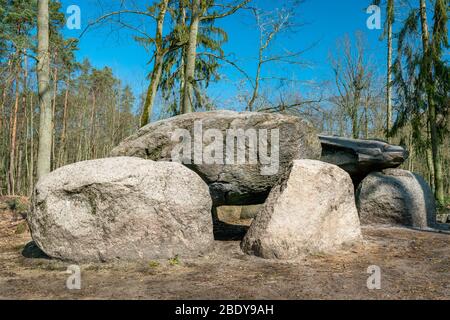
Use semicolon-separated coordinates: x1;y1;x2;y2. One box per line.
426;120;435;192
408;130;414;172
0;60;12;195
351;112;359;139
57;80;70;168
8;74;20;195
37;0;53;180
51;57;58;170
351;91;361;139
419;0;445;205
28;93;34;197
89;92;96;159
247;61;261;111
386;0;393;141
1;60;13;131
141;54;164;126
140;0;169;126
20;53;29;194
364;97;369;139
181;0;201;114
17;149;22;194
179;1;187;113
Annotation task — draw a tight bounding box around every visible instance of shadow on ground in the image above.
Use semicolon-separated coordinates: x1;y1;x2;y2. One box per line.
213;220;249;241
22;241;49;259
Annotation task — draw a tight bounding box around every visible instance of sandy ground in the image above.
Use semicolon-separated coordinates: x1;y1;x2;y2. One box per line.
0;205;450;300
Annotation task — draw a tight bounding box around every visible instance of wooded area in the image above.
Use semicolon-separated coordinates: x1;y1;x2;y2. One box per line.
0;0;448;209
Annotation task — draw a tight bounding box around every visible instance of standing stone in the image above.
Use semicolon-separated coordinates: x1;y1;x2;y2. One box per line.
241;160;362;259
319;135;408;185
111;111;322;206
356;169;436;229
28;157;214;262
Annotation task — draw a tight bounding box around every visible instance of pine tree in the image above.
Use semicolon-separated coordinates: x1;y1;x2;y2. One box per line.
159;2;228;116
373;0;395;141
36;0;52;180
392;0;449;205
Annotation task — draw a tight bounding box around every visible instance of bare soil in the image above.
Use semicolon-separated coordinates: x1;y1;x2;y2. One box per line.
1;202;449;300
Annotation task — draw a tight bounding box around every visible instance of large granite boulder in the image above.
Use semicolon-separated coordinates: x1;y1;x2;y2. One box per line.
356;169;436;229
111;111;322;206
241;160;362;259
319;135;408;185
28;157;214;262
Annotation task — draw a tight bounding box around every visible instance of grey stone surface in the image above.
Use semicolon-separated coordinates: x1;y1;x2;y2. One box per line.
111;111;322;206
356;168;436;229
28;157;214;262
241;160;362;259
319;135;408;184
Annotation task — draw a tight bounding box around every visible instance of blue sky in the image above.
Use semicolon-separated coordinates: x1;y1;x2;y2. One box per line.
60;0;388;111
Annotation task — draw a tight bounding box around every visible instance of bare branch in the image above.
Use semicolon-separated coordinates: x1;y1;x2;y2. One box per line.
78;10;156;40
197;52;255;89
201;0;251;21
258;98;324;113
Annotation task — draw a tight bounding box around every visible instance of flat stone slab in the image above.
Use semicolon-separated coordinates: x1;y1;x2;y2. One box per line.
111;111;322;206
319;135;408;184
